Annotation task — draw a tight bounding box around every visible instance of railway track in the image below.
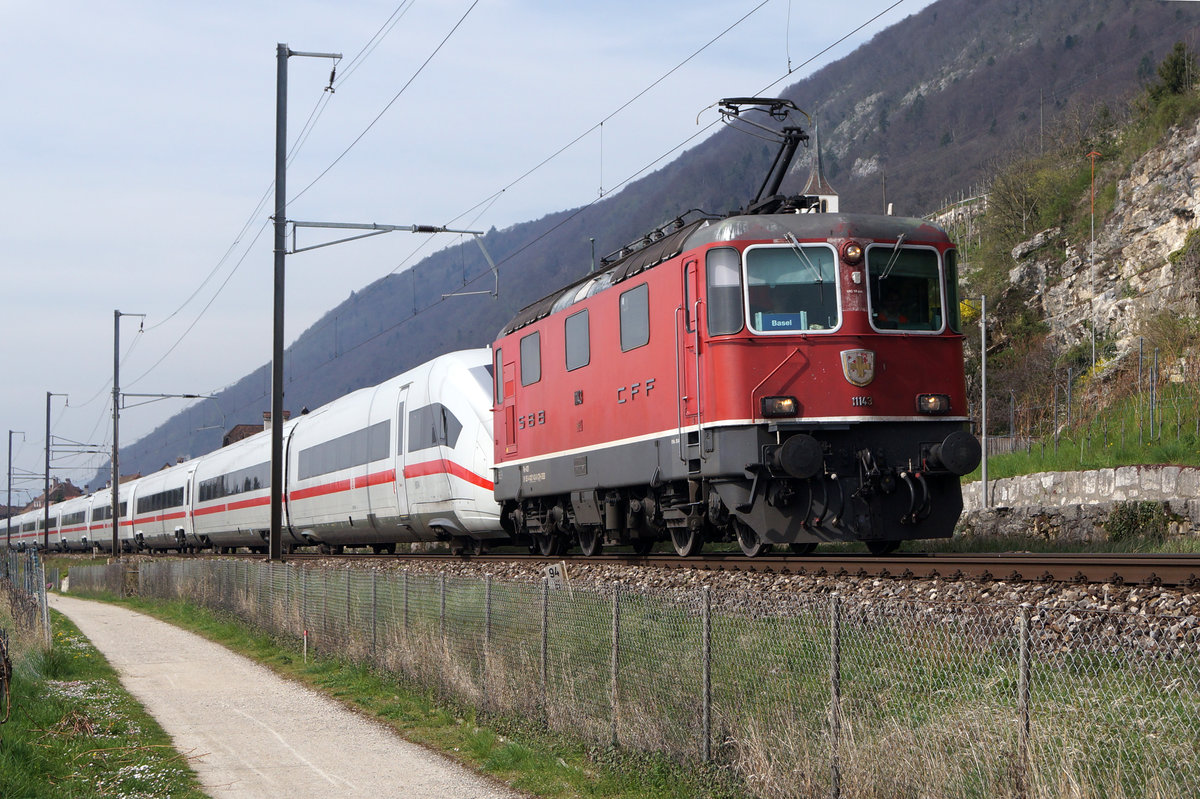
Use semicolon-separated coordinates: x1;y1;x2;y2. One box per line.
267;550;1200;589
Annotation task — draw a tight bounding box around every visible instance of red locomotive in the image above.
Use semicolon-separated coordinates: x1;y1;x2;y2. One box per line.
491;99;980;556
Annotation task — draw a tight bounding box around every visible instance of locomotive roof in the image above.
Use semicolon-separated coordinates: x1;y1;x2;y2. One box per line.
498;212;950;337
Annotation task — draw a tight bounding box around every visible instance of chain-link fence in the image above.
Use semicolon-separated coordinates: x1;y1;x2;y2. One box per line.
1;549;51;652
71;560;1200;799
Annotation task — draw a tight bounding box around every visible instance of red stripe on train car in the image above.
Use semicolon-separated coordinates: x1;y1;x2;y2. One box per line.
404;459;494;491
289;478;353;501
354;469;396;489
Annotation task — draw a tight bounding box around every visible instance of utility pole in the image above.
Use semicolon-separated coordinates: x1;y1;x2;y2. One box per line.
113;310;144;556
44;392;67;550
980;295;988;508
6;430;23;549
272;44;341;563
268;44;495;561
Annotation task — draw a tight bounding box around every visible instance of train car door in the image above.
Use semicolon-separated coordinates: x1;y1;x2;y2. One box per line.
677;259;703;470
392;384;411;529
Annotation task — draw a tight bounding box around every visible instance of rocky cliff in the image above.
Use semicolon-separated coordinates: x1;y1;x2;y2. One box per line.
1008;118;1200;365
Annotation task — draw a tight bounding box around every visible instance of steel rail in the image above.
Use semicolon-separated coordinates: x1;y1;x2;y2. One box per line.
265;551;1200;589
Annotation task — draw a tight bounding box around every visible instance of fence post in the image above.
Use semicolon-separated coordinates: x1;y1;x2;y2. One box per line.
610;587;620;748
323;569;329;639
371;570;378;658
702;585;712;763
540;576;549;721
440;574;446;641
483;575;492;708
1017;607;1032;798
829;594;841;799
404;569;411;639
301;567;307;636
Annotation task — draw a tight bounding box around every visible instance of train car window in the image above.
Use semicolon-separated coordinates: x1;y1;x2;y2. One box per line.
746;245;838;333
682;261;695;333
493;348;504;402
469;364;494;396
408;404;463;451
945;249;962;332
619;283;650;351
867;246;943;332
298;421;391;481
63;511;86;526
520;332;541;385
706;248;744;335
565;309;590;370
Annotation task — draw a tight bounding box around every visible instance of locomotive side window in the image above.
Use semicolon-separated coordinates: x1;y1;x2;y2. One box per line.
520;332;541;385
565;310;590;370
867;246;944;332
493;348;504;402
746;244;838;332
408;404;463;451
706;247;743;335
619;283;650;351
945;249;962;332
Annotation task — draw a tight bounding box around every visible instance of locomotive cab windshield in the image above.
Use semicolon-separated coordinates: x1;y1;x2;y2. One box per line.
746;242;840;333
867;245;948;332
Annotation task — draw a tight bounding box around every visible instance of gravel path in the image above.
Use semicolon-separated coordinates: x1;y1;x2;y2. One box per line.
49;593;526;799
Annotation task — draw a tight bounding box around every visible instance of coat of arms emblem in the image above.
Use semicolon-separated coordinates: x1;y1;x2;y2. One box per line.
841;349;875;387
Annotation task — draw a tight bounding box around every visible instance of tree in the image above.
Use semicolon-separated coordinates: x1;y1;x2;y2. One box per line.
1150;41;1196;101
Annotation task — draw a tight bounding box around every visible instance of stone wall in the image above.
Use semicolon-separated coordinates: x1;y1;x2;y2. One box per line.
958;466;1200;543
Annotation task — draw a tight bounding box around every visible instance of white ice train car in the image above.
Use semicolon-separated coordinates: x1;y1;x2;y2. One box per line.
284;347;501;553
130;458;199;551
55;494;92;551
4;509;39;550
190;426;276;552
5;349;501;554
85;485;136;553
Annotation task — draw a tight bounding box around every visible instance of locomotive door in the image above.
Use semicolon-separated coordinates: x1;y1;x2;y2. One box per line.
677;259;703;468
500;357;518;456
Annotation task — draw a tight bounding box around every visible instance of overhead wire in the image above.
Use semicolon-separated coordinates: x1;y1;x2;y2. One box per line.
120;0;422;396
288;0;483;209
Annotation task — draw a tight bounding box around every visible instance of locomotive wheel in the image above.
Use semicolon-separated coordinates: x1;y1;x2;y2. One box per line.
866;540;900;556
577;527;603;557
535;533;564;557
670;526;704;557
789;542;818;555
735;520;771;557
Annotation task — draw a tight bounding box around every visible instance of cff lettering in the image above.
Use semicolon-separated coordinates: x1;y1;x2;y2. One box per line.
617;377;656;404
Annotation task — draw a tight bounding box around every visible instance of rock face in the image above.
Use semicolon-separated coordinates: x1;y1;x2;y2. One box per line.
1008;118;1200;359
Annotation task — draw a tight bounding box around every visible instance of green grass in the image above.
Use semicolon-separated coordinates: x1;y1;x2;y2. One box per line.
81;593;748;799
0;602;206;799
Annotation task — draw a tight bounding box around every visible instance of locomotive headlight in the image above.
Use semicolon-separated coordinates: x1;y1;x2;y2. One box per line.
761;396;799;418
916;393;950;414
842;242;864;265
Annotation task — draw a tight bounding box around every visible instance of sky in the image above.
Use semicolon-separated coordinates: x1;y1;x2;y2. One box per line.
0;0;937;504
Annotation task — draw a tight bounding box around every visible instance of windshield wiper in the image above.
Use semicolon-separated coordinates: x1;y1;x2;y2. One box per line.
784;232;825;304
879;233;908;280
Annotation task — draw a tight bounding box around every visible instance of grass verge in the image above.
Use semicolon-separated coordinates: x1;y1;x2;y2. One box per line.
78;593;747;799
0;599;206;798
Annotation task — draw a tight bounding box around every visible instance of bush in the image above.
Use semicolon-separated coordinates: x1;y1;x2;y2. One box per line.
1104;501;1169;543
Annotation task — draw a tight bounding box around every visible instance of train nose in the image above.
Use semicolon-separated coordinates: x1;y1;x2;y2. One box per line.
929;430;982;476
